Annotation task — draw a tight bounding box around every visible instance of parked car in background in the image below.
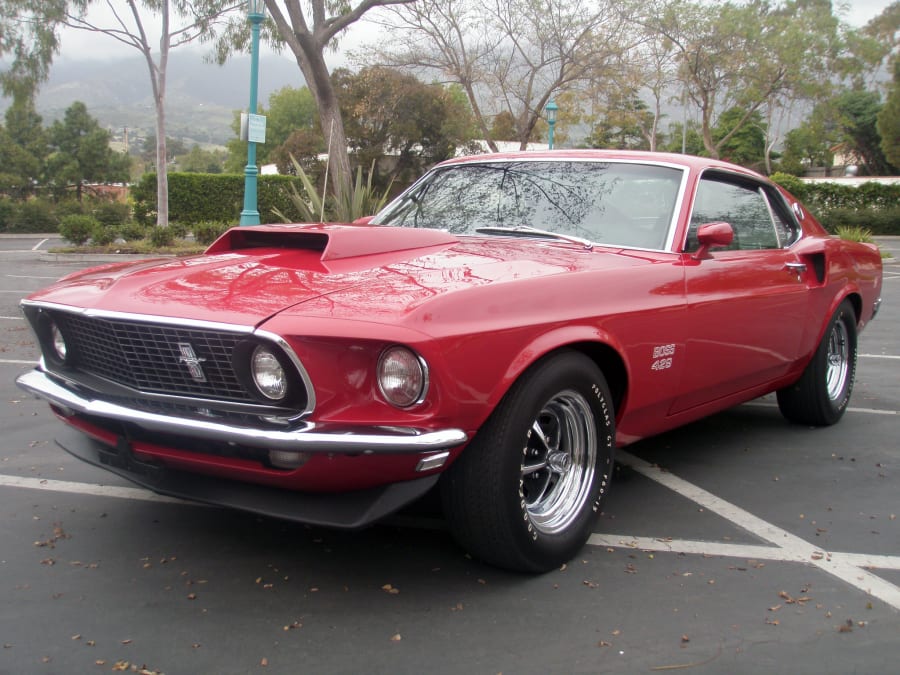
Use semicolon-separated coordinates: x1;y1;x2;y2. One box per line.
16;151;883;572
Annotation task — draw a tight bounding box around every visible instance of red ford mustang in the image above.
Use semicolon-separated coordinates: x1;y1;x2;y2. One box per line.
16;151;883;572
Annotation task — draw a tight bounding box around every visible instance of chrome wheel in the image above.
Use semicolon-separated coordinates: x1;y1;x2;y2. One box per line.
777;299;857;427
825;319;849;401
441;351;614;572
521;390;597;534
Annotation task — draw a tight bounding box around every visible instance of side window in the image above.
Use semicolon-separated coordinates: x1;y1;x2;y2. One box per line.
686;176;795;251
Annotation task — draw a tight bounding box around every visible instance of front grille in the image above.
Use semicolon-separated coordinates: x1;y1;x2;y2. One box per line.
56;313;253;402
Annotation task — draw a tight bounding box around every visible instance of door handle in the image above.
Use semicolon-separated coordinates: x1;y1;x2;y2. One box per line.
785;262;806;279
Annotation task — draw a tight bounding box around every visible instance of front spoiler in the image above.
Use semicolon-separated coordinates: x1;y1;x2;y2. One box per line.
57;427;439;528
16;369;468;455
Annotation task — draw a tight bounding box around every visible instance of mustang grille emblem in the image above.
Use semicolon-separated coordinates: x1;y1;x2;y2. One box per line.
177;342;207;382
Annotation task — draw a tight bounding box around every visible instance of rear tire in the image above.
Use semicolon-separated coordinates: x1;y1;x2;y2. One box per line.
777;299;857;426
441;351;615;573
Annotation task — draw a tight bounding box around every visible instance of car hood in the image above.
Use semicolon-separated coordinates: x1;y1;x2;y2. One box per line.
26;225;646;328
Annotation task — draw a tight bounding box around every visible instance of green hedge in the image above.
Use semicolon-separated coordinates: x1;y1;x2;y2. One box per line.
0;195;135;234
816;207;900;236
770;173;900;235
132;172;309;226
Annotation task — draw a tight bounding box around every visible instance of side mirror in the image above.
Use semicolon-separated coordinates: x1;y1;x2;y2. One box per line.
351;215;375;226
693;221;734;260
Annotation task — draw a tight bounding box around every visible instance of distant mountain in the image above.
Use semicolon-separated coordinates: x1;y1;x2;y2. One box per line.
6;52;305;147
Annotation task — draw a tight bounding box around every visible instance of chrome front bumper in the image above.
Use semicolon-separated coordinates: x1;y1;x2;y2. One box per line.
16;369;468;455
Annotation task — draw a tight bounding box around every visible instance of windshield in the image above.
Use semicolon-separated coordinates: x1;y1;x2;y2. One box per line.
373;160;684;250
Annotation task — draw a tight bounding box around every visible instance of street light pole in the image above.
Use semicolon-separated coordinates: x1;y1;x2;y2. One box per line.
545;99;558;150
240;0;265;226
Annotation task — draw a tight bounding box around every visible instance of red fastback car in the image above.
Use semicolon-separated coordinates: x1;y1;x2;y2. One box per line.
17;151;883;572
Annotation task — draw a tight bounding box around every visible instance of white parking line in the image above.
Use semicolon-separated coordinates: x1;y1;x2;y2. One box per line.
0;359;37;365
588;535;900;571
32;238;49;251
0;474;184;504
747;401;899;416
861;354;900;360
5;274;58;279
0;316;24;321
607;451;900;612
2;456;899;611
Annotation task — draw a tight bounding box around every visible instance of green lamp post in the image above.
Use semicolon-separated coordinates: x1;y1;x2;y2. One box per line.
240;0;266;226
545;98;558;150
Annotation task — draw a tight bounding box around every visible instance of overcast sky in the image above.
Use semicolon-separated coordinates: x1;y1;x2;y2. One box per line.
56;0;896;63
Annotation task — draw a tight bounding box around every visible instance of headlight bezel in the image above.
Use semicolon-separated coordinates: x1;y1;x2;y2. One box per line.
377;345;429;409
35;312;75;368
233;339;298;405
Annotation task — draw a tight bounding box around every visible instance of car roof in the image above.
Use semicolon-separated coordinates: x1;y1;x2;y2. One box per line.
435;149;765;181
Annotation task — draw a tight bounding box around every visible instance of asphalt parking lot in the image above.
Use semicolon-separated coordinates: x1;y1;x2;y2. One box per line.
1;235;898;674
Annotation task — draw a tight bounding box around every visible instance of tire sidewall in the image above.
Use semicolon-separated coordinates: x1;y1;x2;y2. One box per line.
817;301;857;422
498;354;615;569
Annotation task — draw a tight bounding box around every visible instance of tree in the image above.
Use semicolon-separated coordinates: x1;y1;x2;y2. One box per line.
334;66;478;183
225;85;319;172
0;0;66;96
0;94;48;195
142;134;187;167
834;89;896;175
646;0;854;161
270;128;325;175
46;101;130;199
861;0;899;83
586;89;655;150
177;144;227;173
713;107;766;169
60;1;242;225
370;0;637;151
661;120;705;156
878;59;900;169
258;86;317;165
778;112;837;176
218;0;417;204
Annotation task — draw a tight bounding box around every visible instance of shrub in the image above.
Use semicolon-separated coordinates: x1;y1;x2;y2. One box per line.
835;225;874;243
90;221;119;246
11;198;58;233
59;214;99;246
148;225;176;248
193;221;232;245
0;198;14;231
132;172;304;226
119;222;148;242
55;199;87;219
91;200;132;228
769;172;807;199
167;221;189;239
816;207;900;236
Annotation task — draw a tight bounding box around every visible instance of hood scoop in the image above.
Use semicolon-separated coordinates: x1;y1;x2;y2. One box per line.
205;224;458;261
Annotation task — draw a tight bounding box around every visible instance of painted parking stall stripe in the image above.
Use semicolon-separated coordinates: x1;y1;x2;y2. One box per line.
0;474;186;505
594;451;900;612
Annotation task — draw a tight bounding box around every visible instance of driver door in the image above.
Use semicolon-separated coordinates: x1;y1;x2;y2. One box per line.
670;173;809;414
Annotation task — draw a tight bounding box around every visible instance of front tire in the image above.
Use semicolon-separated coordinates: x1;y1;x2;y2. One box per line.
441;351;615;572
777;299;857;426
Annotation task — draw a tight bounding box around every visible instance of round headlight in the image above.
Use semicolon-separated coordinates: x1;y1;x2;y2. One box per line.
377;346;428;408
50;322;68;361
251;345;288;400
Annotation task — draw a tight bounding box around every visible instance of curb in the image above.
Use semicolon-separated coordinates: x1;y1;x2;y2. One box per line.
38;253;170;264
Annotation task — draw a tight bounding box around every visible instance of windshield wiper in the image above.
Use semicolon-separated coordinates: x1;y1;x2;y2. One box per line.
474;226;594;250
